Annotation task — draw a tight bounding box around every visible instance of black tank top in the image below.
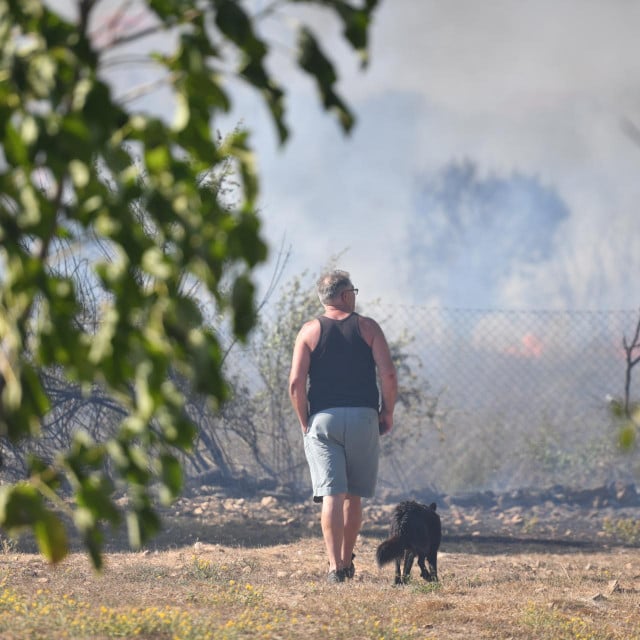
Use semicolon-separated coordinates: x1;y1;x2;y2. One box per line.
308;313;379;415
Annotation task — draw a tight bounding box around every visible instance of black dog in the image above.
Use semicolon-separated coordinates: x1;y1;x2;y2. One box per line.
376;500;441;585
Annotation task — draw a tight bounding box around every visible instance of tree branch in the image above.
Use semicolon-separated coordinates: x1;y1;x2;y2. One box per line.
622;309;640;418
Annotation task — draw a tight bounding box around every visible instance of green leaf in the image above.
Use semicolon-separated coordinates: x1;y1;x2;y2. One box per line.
76;478;121;526
126;510;142;550
327;0;378;65
231;274;256;338
214;0;267;58
2;363;48;441
289;0;379;62
608;398;626;418
34;511;68;564
222;128;261;202
211;0;288;142
3;123;29;165
27;456;62;490
619;422;637;451
240;61;288;144
126;506;161;550
0;483;43;529
297;27;354;133
189;336;227;400
84;526;105;571
159;454;183;503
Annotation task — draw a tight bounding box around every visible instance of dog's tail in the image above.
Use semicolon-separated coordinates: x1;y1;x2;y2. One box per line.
376;536;407;566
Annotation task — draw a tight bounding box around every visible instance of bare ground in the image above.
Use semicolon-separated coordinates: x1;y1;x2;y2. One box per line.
1;485;639;639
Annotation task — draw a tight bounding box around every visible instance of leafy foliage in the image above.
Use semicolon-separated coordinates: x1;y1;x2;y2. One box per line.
0;0;379;565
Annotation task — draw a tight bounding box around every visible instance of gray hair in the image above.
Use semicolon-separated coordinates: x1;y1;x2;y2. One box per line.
316;269;351;304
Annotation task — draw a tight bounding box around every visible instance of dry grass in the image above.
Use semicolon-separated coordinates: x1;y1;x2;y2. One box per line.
1;532;639;639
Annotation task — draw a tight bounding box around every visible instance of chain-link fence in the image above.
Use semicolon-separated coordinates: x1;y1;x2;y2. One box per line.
383;305;640;493
230;304;640;496
3;304;639;498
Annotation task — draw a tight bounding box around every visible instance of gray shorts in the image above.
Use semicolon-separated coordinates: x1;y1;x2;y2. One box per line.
303;407;379;500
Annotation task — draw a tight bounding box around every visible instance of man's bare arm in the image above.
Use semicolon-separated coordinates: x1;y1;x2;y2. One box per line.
288;321;317;433
362;317;398;434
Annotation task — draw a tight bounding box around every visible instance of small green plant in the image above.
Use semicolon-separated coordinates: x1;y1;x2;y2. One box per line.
365;616;421;640
522;602;603;640
411;581;442;595
602;517;640;545
0;535;17;555
522;515;540;534
189;556;224;582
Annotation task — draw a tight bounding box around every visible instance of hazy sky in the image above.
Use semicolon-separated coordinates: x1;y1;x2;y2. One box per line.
58;0;640;309
241;0;640;310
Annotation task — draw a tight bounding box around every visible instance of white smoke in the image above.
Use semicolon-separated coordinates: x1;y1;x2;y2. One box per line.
42;0;640;310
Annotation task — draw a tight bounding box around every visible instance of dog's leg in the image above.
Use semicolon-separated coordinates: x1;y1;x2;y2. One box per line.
402;551;415;584
394;557;402;585
427;551;438;582
417;554;431;581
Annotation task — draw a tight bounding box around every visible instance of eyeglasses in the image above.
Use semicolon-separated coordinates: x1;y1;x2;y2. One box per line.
343;288;359;296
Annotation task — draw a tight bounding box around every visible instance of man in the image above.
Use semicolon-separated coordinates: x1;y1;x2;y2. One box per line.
288;269;398;584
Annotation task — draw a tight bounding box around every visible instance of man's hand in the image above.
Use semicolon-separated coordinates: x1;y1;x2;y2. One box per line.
378;410;394;435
